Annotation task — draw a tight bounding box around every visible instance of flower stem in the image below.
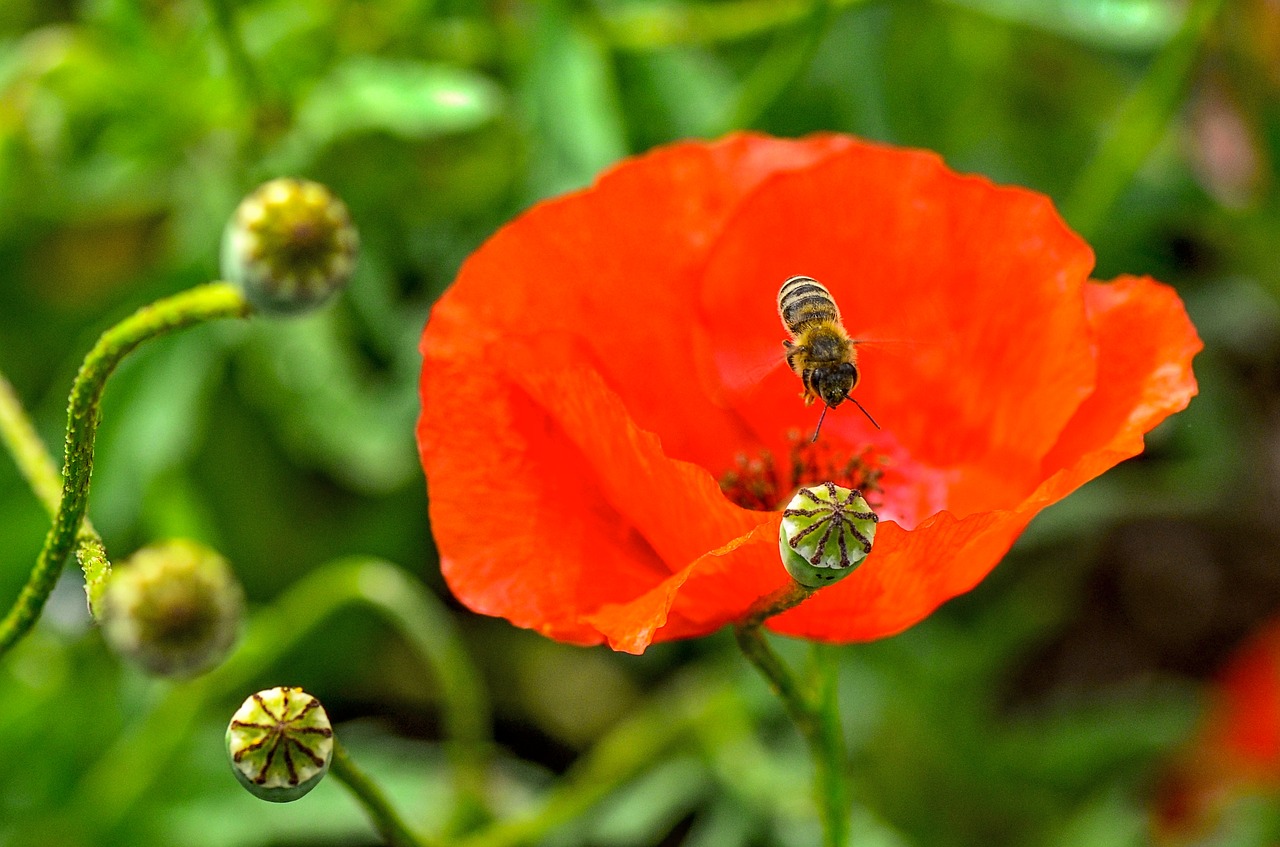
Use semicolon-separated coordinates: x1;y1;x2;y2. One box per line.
457;674;739;847
1062;0;1226;239
0;283;250;659
0;370;115;617
809;644;849;847
741;581;815;628
735;593;850;846
330;556;493;835
331;739;437;847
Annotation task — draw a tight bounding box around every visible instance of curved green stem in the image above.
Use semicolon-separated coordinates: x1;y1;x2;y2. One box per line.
331;739;437;847
71;557;491;840
0;371;115;616
1062;0;1226;239
457;673;739;847
0;283;250;659
735;590;850;847
330;556;493;834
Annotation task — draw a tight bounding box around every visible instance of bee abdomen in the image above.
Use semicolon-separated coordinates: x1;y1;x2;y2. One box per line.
778;275;840;334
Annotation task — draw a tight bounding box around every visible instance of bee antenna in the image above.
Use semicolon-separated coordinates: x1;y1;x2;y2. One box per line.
811;404;830;443
851;397;881;430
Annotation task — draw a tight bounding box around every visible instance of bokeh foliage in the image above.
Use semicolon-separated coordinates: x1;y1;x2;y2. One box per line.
1;0;1278;845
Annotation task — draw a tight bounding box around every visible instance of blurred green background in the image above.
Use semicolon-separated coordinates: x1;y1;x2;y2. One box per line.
1;0;1278;844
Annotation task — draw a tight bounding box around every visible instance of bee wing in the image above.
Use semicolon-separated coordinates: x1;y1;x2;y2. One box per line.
848;338;939;373
703;336;932;402
714;336;790;394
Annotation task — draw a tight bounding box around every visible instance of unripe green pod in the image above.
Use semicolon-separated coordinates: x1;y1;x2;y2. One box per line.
778;482;878;588
226;687;334;802
221;178;359;314
101;539;244;676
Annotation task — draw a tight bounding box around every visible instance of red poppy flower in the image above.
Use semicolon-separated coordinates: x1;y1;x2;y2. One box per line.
417;133;1200;654
1153;619;1280;840
1201;620;1280;780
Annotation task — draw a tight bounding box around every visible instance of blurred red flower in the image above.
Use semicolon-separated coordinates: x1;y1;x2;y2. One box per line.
417;133;1201;654
1154;619;1280;842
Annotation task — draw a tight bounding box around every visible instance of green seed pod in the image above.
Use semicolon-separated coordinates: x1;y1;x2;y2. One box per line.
221;178;359;314
778;482;878;588
101;539;244;677
226;687;334;802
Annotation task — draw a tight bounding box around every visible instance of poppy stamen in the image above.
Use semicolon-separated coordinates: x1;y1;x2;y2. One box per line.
720;433;886;511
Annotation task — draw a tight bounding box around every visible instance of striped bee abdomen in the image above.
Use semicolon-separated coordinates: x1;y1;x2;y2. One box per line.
778;275;840;334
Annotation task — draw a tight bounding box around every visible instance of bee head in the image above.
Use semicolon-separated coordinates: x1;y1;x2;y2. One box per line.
816;362;859;408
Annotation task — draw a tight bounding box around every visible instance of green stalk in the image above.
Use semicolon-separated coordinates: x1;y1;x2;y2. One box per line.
0;371;114;616
457;675;739;847
0;283;250;659
331;739;437;847
810;644;849;847
329;556;492;834
735;587;850;846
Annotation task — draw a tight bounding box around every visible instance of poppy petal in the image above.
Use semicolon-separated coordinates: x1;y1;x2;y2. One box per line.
423;133;859;470
420;334;776;648
419;134;1202;652
698;138;1098;515
766;274;1201;642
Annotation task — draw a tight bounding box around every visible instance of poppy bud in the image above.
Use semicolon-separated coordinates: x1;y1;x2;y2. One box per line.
778;482;878;588
226;686;334;802
101;539;244;677
221;178;359;314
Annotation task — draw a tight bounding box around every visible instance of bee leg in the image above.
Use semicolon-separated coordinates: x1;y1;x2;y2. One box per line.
782;340;799;372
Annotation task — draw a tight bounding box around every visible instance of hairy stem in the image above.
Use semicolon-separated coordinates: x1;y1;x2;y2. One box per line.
741;580;815;629
0;283;250;659
735;589;850;846
0;371;115;616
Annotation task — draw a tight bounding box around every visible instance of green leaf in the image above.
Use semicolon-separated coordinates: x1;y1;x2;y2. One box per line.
521;2;628;198
943;0;1180;52
294;56;503;146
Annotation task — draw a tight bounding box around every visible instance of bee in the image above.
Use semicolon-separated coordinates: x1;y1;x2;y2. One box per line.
778;275;880;441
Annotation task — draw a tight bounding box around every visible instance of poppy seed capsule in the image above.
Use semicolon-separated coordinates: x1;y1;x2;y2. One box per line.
778;482;878;588
101;539;244;677
226;687;334;802
221;178;359;314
